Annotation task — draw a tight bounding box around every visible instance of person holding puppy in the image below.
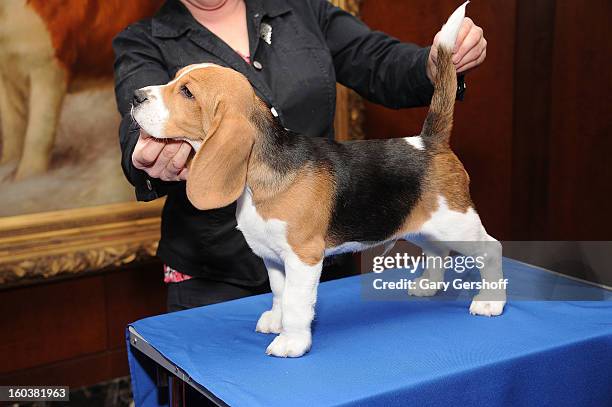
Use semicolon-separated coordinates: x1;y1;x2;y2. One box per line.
113;0;487;312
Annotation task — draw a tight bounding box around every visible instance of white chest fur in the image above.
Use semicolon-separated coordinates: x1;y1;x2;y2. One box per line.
236;188;380;262
235;188;291;263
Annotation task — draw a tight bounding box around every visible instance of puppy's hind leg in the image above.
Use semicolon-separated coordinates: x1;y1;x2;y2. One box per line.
466;234;505;317
266;254;323;358
421;197;506;316
256;259;284;334
409;245;449;297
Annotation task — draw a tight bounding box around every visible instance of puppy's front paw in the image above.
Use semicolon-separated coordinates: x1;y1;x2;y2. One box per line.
469;295;505;317
266;332;311;358
408;277;440;297
256;310;282;334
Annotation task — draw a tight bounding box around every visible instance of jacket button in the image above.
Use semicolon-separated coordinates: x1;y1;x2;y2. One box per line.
253;61;263;70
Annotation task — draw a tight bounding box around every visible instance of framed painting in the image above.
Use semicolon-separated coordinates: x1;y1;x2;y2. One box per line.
0;0;363;285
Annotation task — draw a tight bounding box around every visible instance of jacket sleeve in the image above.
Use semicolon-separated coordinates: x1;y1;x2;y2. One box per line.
112;23;177;201
312;0;435;109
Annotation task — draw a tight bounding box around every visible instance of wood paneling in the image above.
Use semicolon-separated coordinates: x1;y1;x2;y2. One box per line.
546;0;612;239
361;0;517;239
0;261;166;387
0;276;107;374
510;0;612;240
105;264;166;348
511;0;557;239
0;349;128;389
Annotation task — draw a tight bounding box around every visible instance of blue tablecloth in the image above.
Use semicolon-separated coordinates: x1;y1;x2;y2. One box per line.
128;259;612;407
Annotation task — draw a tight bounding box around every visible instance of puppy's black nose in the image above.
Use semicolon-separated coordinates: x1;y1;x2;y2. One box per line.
133;89;148;106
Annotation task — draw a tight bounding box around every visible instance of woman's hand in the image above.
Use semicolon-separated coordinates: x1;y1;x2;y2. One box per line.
427;17;487;82
132;130;192;181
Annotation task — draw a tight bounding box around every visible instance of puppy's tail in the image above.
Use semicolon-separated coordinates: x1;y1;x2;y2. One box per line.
421;1;468;148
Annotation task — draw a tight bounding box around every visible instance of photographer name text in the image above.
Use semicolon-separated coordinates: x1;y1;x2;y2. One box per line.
372;278;509;291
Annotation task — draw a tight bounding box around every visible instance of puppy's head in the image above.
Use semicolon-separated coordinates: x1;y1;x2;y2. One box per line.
132;63;257;210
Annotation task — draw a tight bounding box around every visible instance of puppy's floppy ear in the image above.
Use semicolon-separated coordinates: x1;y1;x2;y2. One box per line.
186;100;254;210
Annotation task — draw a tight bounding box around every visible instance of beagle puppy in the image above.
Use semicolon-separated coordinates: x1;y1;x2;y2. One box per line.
132;2;505;358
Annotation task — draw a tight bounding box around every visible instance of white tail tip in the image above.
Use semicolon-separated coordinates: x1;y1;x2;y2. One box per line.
438;1;469;49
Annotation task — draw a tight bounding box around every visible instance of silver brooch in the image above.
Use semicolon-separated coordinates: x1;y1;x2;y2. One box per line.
260;22;272;45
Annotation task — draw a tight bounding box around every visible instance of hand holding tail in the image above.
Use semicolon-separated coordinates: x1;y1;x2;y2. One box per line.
421;1;471;145
427;2;487;81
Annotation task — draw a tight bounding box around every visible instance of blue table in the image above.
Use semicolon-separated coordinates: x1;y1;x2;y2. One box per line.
128;259;612;407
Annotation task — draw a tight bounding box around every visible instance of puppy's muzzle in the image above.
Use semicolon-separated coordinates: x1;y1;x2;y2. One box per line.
133;89;150;107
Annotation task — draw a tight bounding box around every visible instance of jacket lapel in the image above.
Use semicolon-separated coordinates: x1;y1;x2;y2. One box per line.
151;0;288;111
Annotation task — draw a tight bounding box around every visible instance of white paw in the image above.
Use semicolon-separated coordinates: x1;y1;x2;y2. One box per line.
469;296;506;317
266;332;312;358
408;277;440;297
255;310;282;334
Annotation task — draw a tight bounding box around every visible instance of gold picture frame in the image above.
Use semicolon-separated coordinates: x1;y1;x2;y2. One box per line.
333;0;365;142
0;200;164;284
0;0;364;285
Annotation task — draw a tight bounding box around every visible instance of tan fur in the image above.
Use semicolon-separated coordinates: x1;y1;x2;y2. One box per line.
176;67;259;209
421;47;457;146
393;152;471;237
160;75;206;140
160;67;256;143
394;150;471;237
250;165;335;266
429;151;472;212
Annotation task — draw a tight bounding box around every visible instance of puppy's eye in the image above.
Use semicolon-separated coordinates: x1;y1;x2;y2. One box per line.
180;85;194;99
